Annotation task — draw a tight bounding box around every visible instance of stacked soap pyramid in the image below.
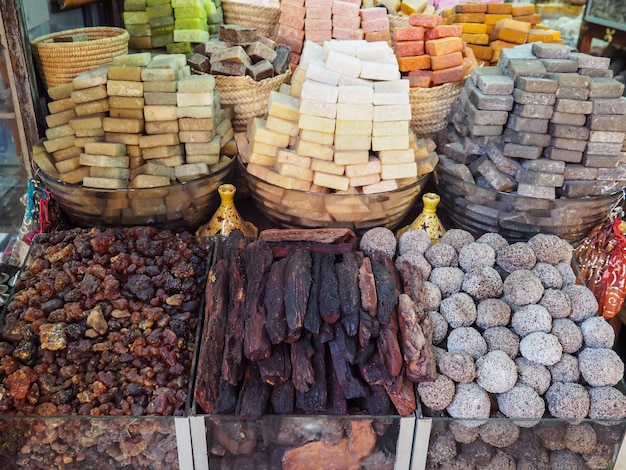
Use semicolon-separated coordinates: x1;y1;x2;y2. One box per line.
439;43;626;200
243;39;438;195
171;0;223;51
122;0;175;50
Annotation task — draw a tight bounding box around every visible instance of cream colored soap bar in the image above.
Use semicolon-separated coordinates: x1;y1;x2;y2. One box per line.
298;114;335;134
179;117;215;131
336;103;374;121
46;109;76;128
53;146;82;162
175;163;210;181
335;119;373;136
144;91;178;106
71;85;108;104
251;118;291;148
145;120;179;135
143;81;178;93
90;167;130;179
131;162;175;180
103;117;144;134
381;162;417;179
107;80;144;97
113;52;152;67
43;135;76;153
373;92;409;105
266;115;300;137
142;144;184;160
84;142;126;157
334;150;370;165
249;152;277;166
70;115;103;131
337;85;374;104
80;153;129;168
55;156;82;173
360;60;400;81
349;173;380;187
301;81;339;103
362;178;398;194
378;148;415;164
372;134;410;151
109;96;145;109
277;149;312;168
313;171;350;191
296;139;334;161
177;106;214;119
334;134;372;151
48;98;75;114
73;66;110;90
130;174;171;188
374;79;410;94
83;176;128;189
300;99;337;119
141;68;177;82
251;140;279;157
178;74;215;93
75;99;109;116
300;129;334;146
105;132;141;146
48;82;74;101
186;154;220;165
108;66;142;82
179;130;214;143
177;92;214;107
74;136;101;147
153;154;185;167
144;105;178;121
373;120;409;136
45;124;74;141
373;104;412;122
310;158;345;176
276;162;314;181
139;133;180;148
345;157;381;177
268;91;300;121
185;135;221;155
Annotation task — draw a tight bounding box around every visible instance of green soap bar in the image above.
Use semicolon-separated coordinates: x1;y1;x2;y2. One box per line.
149;15;175;27
204;0;217;14
146;0;171;5
173;29;209;43
175;18;208;31
207;11;223;24
175;6;207;18
208;24;221;35
167;42;193;54
123;11;150;24
152;24;175;35
172;0;204;7
113;52;153;66
151;33;174;48
146;3;172;18
124;0;147;11
125;23;152;36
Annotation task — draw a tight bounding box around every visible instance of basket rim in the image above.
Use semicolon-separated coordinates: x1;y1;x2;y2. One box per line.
31;27;129;47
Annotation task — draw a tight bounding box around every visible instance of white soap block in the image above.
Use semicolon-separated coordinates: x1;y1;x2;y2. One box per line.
334;133;371;151
338;85;374;104
335;119;373;135
378;148;415;164
298;114;336;134
177;92;215;107
373;120;410;136
300;40;325;70
306;59;341;86
301;80;339;103
334;150;370;165
325;50;362;77
361;60;401;81
338;75;373;87
277;148;312;168
323;39;366;59
362;178;398;194
300;129;335;146
356;41;394;61
345;156;381;177
300;98;337;119
297;138;335;161
373;92;409;105
374;79;410;94
373;104;412;122
310;158;346;176
381;162;417;179
372;134;410;151
336;103;373;121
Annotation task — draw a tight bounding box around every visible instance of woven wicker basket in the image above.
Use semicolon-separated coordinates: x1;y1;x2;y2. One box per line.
221;0;281;39
409;79;465;138
215;71;291;132
31;27;129;89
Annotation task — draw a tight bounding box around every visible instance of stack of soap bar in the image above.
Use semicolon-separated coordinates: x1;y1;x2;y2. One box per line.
276;0;307;65
359;7;391;44
123;0;174;49
438;42;626;200
172;0;210;45
331;0;362;41
245;39;431;197
204;0;224;39
80;142;130;189
392;13;476;88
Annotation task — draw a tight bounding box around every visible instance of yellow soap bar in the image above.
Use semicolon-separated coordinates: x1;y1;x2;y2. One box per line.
313;171;349;191
381;162;417;179
310;158;345;176
494;27;529;45
251;118;291;148
497;18;531;33
484;14;512;25
453;13;486;23
511;3;536;16
296;139;334;161
462;33;490;45
458;23;488;34
276;162;314;181
268;91;300;121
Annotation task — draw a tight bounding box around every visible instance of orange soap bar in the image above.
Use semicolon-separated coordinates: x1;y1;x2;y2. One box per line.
394;40;425;57
431;63;465;85
467;43;493;61
512;3;536;16
455;3;487;13
453;13;486;23
528;29;554;42
495;27;528;44
365;30;391;42
424;24;462;40
484;14;512;25
408;75;431;88
425;36;463;56
397;54;431;72
394;26;424;41
409;13;442;28
487;3;512;14
515;14;541;24
430;51;463;70
462;33;489;45
490;39;516;51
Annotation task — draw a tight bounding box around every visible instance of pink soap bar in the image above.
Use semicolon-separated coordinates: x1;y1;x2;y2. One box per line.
332;0;360;16
409;13;442;28
276;32;304;53
332;27;364;40
282;0;305;6
394;40;424;57
360;16;390;32
306;29;333;42
281;13;305;29
305;0;333;8
281;2;306;19
424;24;462;40
359;7;387;21
277;23;305;40
393;26;424;41
305;18;332;30
333;14;361;29
306;6;331;18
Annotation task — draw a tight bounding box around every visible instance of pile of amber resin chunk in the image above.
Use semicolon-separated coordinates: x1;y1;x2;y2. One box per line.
0;226;212;417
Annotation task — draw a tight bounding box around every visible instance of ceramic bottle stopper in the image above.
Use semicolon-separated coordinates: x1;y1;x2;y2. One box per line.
398;192;446;243
196;184;258;237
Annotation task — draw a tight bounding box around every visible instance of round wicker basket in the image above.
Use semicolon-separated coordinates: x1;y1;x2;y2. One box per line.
31;27;129;89
214;71;292;132
221;0;281;39
409;79;465;138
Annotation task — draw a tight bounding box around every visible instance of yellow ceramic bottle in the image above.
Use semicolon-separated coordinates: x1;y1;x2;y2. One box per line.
196;184;258;237
398;192;446;243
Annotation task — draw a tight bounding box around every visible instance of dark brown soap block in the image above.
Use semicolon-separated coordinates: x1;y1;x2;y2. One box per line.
194;40;229;57
211;60;247;76
188;53;211;73
563;164;598;180
582;153;620;168
247;60;275;81
503;128;552;147
273;44;292;75
219;24;258;45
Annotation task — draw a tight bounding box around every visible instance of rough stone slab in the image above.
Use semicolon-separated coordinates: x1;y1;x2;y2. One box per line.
554;98;593;115
514;76;559;93
573;52;611;70
485;140;521;176
517;169;564;187
473;70;515;95
585;141;623;156
587;114;626;132
589;130;626;143
547;72;590;89
544;146;583;163
498;44;536;70
541;58;579;73
521;159;565;174
502;128;552;147
556;86;589;101
504;59;548;80
550;111;587;126
512;103;553;119
553;137;588;152
469;123;504;137
591;97;626;115
463;93;509;125
560;180;622;197
465;81;514;111
507;114;549;133
439;156;476;183
588;77;625;99
578;67;613;78
549;123;590;140
563;164;598;180
444;141;473;164
582;153;620;168
517;182;556;199
597;164;626;180
477;157;517;191
532;42;571;59
513;88;556;106
503;143;543;160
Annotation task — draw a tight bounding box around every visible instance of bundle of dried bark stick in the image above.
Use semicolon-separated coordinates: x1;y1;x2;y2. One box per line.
194;228;436;419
